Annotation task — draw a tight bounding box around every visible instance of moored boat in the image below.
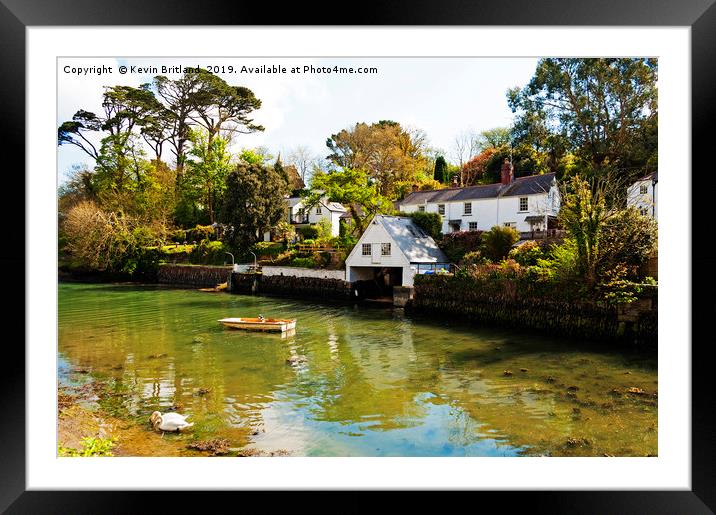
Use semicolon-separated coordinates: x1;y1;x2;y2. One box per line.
218;317;297;332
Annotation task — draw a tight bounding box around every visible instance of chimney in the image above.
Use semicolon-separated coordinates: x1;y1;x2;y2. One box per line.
500;158;514;185
451;175;459;187
412;183;420;193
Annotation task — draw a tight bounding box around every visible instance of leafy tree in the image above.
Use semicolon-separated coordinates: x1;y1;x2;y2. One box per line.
306;168;393;235
476;127;511;151
508;58;658;182
433;155;448;183
180;129;232;224
409;212;442;240
597;208;657;281
219;162;288;253
325;121;430;198
481;226;520;262
460;148;497;186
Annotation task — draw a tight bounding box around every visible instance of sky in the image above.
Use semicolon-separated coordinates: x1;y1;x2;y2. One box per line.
57;57;539;182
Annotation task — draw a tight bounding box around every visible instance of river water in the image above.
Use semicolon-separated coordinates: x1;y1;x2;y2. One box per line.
58;282;657;457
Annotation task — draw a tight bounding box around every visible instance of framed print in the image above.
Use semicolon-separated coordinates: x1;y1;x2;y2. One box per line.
2;0;715;511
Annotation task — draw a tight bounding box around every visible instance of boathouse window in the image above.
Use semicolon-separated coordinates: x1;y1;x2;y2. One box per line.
381;243;391;256
640;184;648;194
469;222;478;231
438;204;445;215
418;205;426;212
362;243;371;256
464;202;472;215
519;197;528;212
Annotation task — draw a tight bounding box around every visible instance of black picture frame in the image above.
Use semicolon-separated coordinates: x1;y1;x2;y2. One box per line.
3;1;714;511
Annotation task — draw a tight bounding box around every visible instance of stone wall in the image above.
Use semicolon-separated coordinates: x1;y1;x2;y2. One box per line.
230;272;353;301
157;264;231;287
261;266;346;280
411;275;657;346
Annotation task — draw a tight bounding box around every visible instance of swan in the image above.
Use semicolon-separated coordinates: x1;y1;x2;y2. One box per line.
150;411;194;432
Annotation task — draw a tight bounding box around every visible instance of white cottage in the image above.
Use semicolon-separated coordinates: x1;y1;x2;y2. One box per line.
264;196;347;241
627;171;658;220
399;163;560;235
345;215;450;287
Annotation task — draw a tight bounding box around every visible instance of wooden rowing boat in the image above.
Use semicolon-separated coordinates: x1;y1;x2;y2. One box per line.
218;317;297;332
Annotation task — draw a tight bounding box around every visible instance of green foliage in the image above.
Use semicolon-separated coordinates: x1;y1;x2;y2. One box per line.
186;224;215;243
508;58;658;182
189;240;227;265
314;218;334;242
251;241;285;259
307;168;393;235
462;250;488;266
289;257;317;268
433;155;449;183
409;211;442;240
219;162;288;254
58;437;115;457
438;231;484;263
508;240;549;266
597;208;657;280
481;226;520;262
296;225;319;240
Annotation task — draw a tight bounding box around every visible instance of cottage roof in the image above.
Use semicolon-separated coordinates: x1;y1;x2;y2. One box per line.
286;197;347;212
374;215;449;263
501;173;556;197
398;173;556;205
325;201;347;212
635;171;658;182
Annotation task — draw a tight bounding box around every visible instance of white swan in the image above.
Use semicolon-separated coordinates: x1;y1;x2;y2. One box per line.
150;411;194;432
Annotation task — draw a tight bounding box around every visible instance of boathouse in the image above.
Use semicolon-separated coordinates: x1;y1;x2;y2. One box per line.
344;215;450;289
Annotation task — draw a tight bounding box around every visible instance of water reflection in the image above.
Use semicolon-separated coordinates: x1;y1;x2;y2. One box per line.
58;283;657;457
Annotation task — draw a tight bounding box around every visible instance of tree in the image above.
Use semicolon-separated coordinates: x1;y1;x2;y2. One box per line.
180;129;232;224
287;145;317;184
307;168;393;235
325;121;430;198
476;127;511;151
460;148;497;186
220;162;288;252
433;155;448;183
409;212;442;240
508;58;658;182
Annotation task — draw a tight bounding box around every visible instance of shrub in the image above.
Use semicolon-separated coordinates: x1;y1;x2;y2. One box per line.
462;250;488;266
187;224;215;242
438;230;484;263
409;211;442;240
314;217;334;242
251;241;284;259
481;226;520;262
597;208;658;281
170;229;187;243
509;240;548;266
190;240;227;265
290;257;317;268
296;225;318;240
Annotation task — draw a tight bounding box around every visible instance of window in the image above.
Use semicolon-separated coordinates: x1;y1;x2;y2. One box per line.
504;222;516;229
640;207;649;216
316;205;322;214
469;222;478;231
640;184;648;195
519;197;528;212
464;202;472;215
418;205;426;212
438;204;445;215
362;243;371;256
381;243;391;256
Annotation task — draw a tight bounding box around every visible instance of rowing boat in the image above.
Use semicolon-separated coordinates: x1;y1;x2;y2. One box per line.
218;317;297;332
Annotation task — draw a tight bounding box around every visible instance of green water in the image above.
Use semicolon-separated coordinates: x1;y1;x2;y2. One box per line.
58;282;657;457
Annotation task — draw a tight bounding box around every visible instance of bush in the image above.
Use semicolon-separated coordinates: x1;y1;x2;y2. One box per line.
187;224;215;243
170;229;187;243
251;241;284;259
438;230;484;263
481;226;520;262
296;225;318;240
289;257;317;268
190;240;227;265
462;250;488;266
509;240;549;266
409;211;442;240
314;218;334;242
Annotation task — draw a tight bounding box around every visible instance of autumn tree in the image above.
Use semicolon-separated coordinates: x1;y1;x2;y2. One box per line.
325;121;430;198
